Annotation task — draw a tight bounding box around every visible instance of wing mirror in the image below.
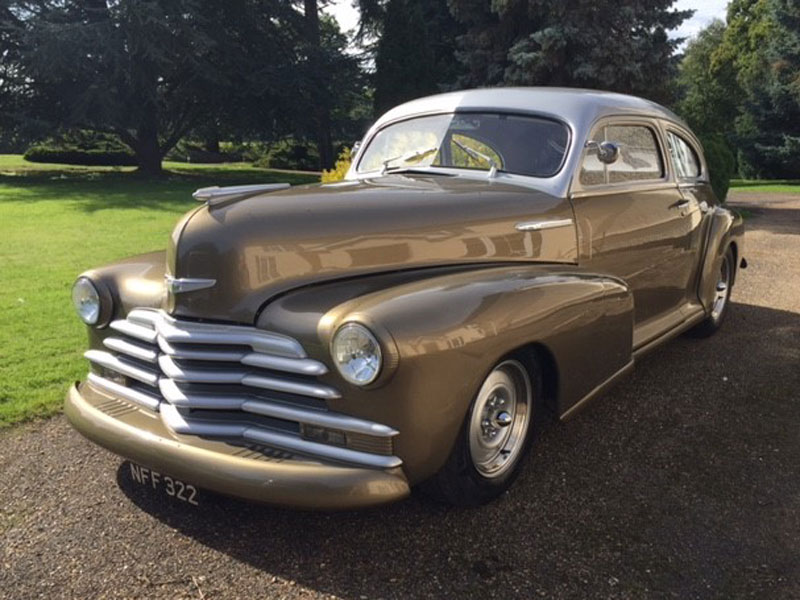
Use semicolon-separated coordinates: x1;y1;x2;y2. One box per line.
586;140;620;165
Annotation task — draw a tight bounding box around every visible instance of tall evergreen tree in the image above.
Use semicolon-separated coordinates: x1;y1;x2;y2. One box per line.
448;0;692;104
373;0;464;115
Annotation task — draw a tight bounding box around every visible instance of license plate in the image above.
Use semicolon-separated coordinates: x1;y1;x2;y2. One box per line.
128;462;200;506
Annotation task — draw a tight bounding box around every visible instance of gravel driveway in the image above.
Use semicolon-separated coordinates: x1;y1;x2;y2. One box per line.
2;190;799;600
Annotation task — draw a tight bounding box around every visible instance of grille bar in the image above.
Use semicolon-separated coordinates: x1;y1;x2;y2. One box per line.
157;355;340;399
88;373;161;411
158;378;397;437
160;403;402;469
85;350;159;387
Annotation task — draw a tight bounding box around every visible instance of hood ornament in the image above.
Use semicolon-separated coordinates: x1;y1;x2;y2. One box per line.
193;183;290;208
165;275;216;295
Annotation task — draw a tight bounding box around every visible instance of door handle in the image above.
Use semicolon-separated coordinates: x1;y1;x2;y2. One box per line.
673;199;691;210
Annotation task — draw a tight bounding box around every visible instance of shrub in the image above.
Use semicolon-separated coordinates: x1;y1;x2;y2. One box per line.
164;140;243;164
24;131;136;166
253;139;320;171
701;135;736;202
321;147;352;182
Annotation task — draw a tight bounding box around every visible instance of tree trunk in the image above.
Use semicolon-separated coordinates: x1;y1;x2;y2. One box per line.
134;127;163;176
304;0;334;170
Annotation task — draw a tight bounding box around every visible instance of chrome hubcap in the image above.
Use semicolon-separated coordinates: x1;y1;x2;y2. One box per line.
468;360;532;479
711;254;731;321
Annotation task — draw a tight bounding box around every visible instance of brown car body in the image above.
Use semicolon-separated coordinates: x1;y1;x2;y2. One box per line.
65;88;745;509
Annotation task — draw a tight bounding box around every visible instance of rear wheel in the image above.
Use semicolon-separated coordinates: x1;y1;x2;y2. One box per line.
422;355;541;506
690;246;734;338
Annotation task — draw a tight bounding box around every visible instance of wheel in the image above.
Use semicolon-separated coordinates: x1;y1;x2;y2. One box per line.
689;245;734;338
422;355;541;506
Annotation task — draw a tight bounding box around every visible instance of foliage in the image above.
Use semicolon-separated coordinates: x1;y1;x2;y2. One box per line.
676;20;739;145
713;0;800;178
0;156;318;427
700;134;737;201
372;0;464;115
24;130;136;166
321;147;352;182
253;139;321;171
446;0;692;104
0;0;306;174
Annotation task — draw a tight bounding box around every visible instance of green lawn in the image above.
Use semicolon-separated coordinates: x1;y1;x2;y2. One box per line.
0;155;318;427
730;179;800;194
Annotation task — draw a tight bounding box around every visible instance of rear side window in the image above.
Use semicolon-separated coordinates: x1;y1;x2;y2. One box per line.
580;124;664;185
667;131;701;179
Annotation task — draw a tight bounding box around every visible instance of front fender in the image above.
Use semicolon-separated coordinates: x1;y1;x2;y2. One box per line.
259;265;633;483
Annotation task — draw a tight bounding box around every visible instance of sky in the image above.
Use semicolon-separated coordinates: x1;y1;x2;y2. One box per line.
325;0;730;45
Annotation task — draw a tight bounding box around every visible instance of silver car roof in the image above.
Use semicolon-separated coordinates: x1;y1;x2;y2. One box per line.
372;87;685;133
347;87;689;196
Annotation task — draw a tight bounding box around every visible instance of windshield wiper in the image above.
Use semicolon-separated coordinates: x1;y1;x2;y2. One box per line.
451;138;499;179
381;146;440;174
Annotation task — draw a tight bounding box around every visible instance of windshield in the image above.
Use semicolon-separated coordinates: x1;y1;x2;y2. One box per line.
357;113;569;178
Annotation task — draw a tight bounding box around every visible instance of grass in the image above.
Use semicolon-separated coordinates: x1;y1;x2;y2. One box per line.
0;154;318;427
730;179;800;194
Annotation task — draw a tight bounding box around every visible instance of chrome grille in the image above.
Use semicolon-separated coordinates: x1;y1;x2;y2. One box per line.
84;308;400;469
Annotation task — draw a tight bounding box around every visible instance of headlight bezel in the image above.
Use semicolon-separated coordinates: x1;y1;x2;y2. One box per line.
71;276;112;327
331;322;384;386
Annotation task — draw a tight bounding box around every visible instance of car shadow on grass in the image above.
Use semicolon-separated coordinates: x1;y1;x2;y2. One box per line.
116;301;800;599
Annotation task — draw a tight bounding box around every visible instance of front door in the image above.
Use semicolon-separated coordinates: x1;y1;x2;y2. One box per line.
570;119;703;348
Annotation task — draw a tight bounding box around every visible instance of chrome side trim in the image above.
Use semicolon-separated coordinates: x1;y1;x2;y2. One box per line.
515;218;574;232
164;275;216;295
158;355;341;400
158;379;397;437
103;337;159;363
88;373;161;412
84;350;159;387
193;183;290;207
160;404;402;469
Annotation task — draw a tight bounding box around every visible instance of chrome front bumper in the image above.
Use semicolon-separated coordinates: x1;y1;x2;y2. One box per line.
65;382;410;509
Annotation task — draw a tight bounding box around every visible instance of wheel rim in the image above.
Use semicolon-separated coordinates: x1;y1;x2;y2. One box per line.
468;360;532;479
711;253;731;321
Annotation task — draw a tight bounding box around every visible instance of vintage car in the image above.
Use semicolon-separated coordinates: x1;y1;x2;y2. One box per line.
66;88;745;509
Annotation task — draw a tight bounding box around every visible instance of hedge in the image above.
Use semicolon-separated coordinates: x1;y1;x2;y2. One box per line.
23;146;138;167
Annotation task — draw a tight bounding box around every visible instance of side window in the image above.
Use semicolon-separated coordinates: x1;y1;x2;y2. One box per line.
667;131;701;179
580;124;664;185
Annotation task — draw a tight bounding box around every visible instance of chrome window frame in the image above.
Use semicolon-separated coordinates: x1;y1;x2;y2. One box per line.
662;123;708;184
571;116;672;196
352;109;574;182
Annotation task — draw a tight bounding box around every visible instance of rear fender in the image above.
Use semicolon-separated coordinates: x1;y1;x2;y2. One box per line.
698;207;744;311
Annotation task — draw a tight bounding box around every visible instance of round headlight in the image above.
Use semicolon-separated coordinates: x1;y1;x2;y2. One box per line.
332;323;383;386
72;277;101;325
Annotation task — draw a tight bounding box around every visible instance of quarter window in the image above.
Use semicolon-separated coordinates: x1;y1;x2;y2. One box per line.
580;124;664;185
667;131;701;179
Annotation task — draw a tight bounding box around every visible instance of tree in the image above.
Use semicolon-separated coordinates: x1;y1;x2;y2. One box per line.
372;0;464;116
1;0;301;175
677;20;739;143
715;0;800;178
447;0;693;104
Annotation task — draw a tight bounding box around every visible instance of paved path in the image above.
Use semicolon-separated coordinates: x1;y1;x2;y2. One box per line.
2;191;799;599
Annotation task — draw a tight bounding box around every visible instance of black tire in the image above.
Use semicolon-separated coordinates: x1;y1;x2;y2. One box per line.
421;351;543;507
689;245;735;338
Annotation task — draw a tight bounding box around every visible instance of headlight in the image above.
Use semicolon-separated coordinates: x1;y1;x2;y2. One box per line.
332;323;383;386
72;277;101;325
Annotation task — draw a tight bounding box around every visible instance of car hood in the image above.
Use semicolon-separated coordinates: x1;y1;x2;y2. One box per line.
169;174;577;323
